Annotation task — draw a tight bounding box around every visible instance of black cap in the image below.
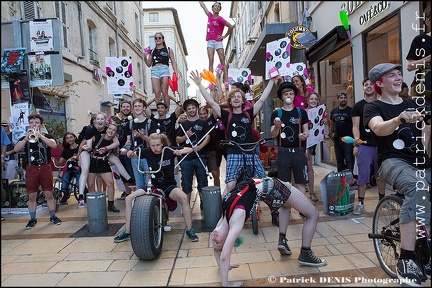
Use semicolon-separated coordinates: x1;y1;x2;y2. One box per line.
183;98;199;110
156;101;168;108
276;82;298;100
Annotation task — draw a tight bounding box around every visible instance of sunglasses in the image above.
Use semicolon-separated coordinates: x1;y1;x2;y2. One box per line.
155;37;163;40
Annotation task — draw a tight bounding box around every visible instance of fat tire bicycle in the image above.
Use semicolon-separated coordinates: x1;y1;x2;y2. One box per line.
368;193;431;282
220;137;272;235
129;146;176;260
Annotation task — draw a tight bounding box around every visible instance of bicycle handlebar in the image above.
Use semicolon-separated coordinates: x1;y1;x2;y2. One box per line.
136;146;176;174
51;158;67;169
220;138;273;153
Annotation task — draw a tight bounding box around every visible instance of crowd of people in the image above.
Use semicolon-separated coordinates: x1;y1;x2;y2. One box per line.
1;4;430;287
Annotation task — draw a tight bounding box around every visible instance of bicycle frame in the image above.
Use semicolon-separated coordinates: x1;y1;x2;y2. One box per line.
52;159;80;201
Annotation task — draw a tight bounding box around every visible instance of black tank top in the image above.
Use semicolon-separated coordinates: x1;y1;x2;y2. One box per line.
152;47;169;66
222;179;257;223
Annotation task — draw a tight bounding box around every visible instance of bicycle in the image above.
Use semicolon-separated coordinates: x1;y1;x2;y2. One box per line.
129;146;177;260
220;137;272;235
51;159;85;204
367;193;431;282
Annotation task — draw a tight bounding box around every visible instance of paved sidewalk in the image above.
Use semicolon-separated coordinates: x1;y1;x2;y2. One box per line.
1;162;429;287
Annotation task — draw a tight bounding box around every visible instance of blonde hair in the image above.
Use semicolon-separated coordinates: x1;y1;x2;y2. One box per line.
149;133;171;147
227;88;246;110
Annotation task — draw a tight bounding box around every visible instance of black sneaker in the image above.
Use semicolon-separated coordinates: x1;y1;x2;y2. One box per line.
271;211;279;226
25;219;37;230
118;191;127;201
396;258;422;287
50;216;62;225
186;228;199;242
278;238;292;255
298;249;327;267
424;262;431;280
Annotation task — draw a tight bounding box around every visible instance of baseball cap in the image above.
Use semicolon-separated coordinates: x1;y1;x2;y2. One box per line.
183;98;199;111
276;82;298;100
156;101;168;108
368;63;402;83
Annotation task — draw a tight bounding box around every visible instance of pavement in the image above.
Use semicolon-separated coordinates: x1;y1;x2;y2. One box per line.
1;160;430;287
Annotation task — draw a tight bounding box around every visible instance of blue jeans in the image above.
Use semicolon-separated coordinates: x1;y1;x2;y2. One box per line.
131;157;149;189
180;157;208;194
61;169;80;193
333;138;354;172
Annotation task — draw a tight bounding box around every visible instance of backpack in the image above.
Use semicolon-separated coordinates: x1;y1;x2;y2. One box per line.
276;107;304;147
225;109;252;140
277;107;302;119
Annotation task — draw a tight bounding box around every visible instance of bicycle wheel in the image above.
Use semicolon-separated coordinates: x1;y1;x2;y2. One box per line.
371;194;403;279
52;188;60;212
251;205;259;235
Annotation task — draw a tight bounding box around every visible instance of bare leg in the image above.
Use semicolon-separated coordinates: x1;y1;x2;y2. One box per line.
215;48;227;83
87;173;97;192
108;154;131;180
207;47;215;73
169;187;193;229
161;76;170;107
151;77;162;103
79;151;90;195
100;172;114;201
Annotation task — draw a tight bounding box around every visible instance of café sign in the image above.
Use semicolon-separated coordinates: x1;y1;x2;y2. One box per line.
286;25;310;49
341;1;389;25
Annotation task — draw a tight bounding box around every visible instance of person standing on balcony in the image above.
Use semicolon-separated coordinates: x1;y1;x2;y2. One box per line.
199;1;233;85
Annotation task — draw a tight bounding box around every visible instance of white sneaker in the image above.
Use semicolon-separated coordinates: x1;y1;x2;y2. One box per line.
353;202;364;215
164;225;172;232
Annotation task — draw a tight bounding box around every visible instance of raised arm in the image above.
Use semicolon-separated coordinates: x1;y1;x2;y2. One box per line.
199;1;209;15
252;78;277;117
190;70;221;117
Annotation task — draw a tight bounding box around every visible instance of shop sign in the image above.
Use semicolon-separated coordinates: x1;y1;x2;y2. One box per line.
286;25;310;49
341;1;390;25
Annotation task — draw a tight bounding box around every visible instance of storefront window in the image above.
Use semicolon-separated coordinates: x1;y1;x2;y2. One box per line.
318;44;353;166
365;15;399;73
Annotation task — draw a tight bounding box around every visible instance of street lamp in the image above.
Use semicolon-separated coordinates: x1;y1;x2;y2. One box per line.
246;37;258;45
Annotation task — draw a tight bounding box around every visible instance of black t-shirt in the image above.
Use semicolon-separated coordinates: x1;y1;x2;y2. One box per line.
149;113;178;146
351;99;378;146
270;108;308;148
330;106;353;139
222;179;257;223
406;33;431;91
116;116;132;148
363;99;430;167
129;118;156;151
85;125;106;140
18;133;54;165
61;145;79;171
221;108;255;154
141;147;178;190
175;118;209;160
89;134;114;173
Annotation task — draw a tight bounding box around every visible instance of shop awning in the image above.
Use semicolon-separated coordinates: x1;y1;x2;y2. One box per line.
244;22;298;76
305;25;349;64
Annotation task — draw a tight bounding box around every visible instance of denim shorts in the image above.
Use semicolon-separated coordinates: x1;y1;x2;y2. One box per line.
378;158;430;224
207;39;224;50
151;65;170;79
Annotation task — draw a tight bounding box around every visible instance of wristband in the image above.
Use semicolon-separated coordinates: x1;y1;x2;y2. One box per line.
176;101;182;106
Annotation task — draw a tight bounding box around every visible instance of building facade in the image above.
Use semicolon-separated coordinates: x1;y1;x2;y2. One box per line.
226;1;429;168
1;1;188;142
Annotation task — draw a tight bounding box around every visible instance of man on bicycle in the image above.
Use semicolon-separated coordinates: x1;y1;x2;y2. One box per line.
189;70;278;196
363;63;431;286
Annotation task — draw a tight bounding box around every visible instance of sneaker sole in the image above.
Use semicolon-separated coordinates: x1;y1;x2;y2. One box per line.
396;273;422;287
25;225;36;230
51;222;62;226
187;237;199;242
114;238;130;243
278;245;292;255
298;259;327;267
352;210;363;215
